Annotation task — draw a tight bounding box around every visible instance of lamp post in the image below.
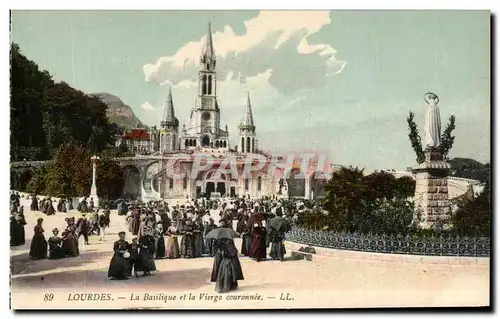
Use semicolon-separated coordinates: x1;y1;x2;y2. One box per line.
90;155;100;208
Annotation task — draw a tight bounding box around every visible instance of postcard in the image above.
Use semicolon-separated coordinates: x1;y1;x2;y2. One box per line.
9;10;490;310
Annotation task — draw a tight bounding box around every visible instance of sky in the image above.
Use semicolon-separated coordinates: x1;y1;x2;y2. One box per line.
10;10;491;171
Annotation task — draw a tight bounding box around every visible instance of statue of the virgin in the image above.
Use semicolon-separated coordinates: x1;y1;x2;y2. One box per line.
423;92;441;149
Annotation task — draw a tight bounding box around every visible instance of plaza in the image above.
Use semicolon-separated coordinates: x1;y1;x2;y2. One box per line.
10;196;489;309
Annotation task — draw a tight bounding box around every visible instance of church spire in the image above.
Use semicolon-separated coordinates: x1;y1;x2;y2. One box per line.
201;22;215;63
241;92;255;130
161;87;179;128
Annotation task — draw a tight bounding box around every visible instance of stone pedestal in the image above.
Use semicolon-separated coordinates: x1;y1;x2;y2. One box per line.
413;147;451;228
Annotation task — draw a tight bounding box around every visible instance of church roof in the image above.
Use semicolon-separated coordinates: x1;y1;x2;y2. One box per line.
201;22;216;62
161;88;179;128
122;128;150;140
240;93;255;129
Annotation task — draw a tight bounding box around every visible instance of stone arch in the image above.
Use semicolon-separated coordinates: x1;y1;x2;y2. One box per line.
122;165;141;200
202;135;210;147
144;162;160;195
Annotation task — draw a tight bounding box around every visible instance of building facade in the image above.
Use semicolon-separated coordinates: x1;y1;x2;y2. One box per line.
119;23;329;201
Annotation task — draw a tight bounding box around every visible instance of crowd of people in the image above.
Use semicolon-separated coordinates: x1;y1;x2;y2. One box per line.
107;196;315;293
10;192;112;260
10;189;318;294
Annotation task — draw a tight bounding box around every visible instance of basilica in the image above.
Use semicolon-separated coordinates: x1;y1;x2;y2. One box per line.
121;23;328;201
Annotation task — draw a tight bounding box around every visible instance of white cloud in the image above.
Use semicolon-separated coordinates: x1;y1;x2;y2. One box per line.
142;11;346;93
141;102;155;111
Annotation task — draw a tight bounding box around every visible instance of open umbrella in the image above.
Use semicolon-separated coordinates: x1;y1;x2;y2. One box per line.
246;212;268;228
206;227;240;240
267;217;291;233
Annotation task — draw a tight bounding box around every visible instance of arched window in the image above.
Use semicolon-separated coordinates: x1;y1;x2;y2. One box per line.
202;135;210;147
252;138;255;153
207;75;212;95
169;178;174;189
245;178;249;191
216;140;220;148
223;141;227;148
193;139;197;147
257;176;262;191
183;175;187;190
246;137;251;154
202;75;207;95
241;137;245;153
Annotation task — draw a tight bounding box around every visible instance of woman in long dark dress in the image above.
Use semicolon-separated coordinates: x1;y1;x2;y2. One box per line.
153;224;166;259
29;218;48;260
46;198;56;215
203;219;218;256
48;228;65;259
61;218;79;257
240;226;253;257
130;210;141;236
211;238;244;293
127;238;141;278
192;220;204;257
108;231;130;280
180;220;195;258
30;195;39;211
249;223;267;262
10;210;26;246
268;229;286;261
138;231;156;276
236;210;248;235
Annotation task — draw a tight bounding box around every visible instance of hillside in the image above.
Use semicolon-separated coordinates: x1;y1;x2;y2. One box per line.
449;157;490;183
92;93;143;129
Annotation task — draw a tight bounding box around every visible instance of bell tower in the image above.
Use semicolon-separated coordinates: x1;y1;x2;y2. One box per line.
196;22;220;147
239;93;257;153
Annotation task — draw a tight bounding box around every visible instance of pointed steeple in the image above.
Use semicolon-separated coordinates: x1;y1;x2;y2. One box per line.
240;92;255;132
201;22;216;63
161;88;179;128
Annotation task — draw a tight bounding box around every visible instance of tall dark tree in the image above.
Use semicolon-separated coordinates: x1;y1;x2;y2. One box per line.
10;43;115;161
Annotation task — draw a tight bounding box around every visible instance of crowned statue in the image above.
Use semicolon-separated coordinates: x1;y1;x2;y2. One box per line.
423;92;442;149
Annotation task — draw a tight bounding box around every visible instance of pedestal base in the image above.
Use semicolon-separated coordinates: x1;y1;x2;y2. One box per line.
89;186;100;209
413;148;451;229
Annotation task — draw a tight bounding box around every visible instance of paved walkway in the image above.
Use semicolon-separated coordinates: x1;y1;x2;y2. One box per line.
10;197;490;309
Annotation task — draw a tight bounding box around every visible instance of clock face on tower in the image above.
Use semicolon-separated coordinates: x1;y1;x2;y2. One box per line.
202;112;211;121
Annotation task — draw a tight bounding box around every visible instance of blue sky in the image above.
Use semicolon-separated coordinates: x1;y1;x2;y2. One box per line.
11;10;490;170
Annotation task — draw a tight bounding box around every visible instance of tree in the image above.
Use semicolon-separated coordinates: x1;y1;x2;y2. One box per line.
96;158;125;200
10;43;115;161
363;171;397;201
407;111;425;164
321;167;368;232
452;182;491;237
394;176;416;198
45;143;91;197
440;115;456;159
26;164;51;195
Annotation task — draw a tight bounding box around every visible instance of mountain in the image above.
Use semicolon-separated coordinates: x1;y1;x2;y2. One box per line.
449;157;490;183
92;93;143;129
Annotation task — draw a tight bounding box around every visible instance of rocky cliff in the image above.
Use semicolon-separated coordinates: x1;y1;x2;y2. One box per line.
92;92;143;129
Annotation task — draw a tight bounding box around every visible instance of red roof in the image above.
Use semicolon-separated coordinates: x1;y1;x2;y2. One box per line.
122;128;150;140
